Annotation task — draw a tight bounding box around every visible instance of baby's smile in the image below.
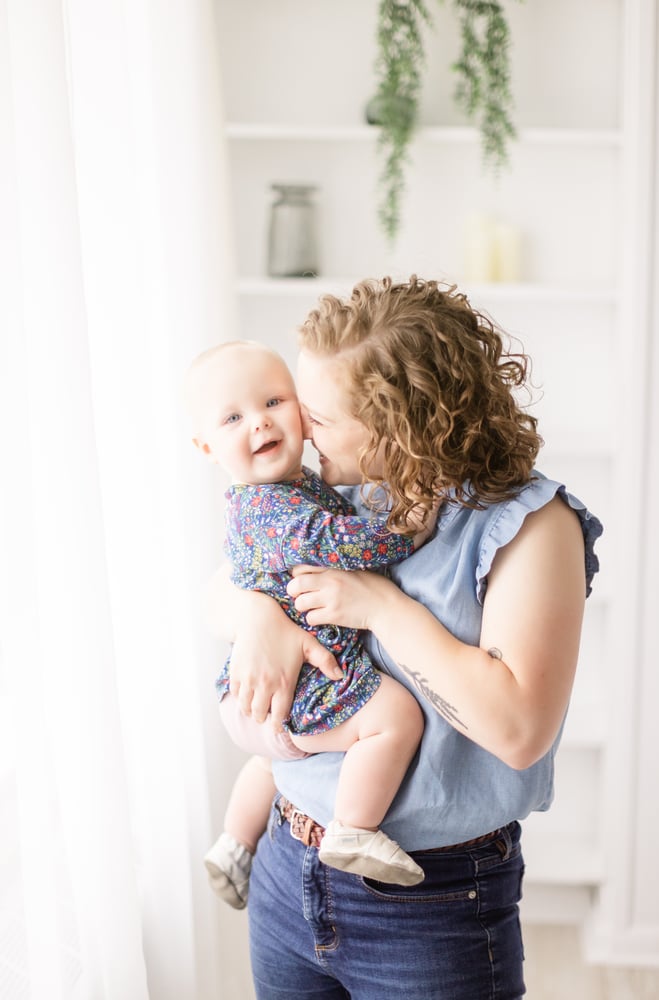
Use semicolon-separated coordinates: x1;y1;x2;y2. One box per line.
254;439;280;455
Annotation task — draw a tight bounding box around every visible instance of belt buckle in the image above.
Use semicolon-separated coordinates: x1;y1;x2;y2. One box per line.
288;806;316;847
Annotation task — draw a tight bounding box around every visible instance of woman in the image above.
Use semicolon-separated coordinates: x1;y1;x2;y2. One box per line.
216;276;602;999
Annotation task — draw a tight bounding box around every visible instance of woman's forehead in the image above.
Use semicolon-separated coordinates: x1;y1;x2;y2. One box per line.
296;351;346;413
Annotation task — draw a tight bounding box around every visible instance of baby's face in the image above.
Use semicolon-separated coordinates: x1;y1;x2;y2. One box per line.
196;345;304;485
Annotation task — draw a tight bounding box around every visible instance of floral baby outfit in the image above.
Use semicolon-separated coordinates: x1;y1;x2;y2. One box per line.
215;467;413;735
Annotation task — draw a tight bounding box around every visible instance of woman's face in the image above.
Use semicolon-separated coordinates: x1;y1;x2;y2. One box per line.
296;350;383;487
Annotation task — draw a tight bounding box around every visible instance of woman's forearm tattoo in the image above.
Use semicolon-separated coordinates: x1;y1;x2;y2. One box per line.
398;663;467;730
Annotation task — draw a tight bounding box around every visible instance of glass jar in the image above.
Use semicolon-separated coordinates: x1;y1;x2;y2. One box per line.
267;183;319;278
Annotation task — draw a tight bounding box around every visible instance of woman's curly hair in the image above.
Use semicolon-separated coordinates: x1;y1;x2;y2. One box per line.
298;276;543;531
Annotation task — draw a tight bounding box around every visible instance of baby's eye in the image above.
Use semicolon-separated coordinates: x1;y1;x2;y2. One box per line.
266;398;281;408
306;414;320;425
224;413;241;425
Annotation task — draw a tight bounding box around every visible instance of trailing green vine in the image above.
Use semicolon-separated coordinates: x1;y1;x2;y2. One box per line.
371;0;522;243
451;1;518;172
370;0;432;242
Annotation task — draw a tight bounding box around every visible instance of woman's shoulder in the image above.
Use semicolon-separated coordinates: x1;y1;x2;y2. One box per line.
467;471;603;600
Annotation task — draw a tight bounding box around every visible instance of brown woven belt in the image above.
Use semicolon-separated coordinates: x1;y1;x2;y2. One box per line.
277;796;504;852
278;797;325;848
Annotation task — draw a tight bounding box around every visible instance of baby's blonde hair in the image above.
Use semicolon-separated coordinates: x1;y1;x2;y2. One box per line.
182;340;289;431
298;276;542;529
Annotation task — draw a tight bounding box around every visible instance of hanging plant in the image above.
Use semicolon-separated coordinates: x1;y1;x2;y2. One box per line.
451;0;518;171
370;0;522;243
367;0;433;243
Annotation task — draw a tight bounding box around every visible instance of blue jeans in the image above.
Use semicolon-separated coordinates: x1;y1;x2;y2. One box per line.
248;798;526;999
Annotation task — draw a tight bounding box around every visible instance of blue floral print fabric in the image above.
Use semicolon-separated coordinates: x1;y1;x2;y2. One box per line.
216;467;413;735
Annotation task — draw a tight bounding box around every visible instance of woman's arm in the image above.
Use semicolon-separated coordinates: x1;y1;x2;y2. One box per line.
204;565;342;730
288;497;586;769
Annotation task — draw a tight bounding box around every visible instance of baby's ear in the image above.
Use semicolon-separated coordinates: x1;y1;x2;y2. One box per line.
192;436;212;456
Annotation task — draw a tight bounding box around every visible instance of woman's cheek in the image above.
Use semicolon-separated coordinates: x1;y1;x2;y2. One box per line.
313;429;328;454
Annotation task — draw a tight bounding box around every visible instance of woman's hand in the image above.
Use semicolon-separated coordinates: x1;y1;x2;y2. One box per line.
228;591;342;729
205;565;341;730
287;565;400;632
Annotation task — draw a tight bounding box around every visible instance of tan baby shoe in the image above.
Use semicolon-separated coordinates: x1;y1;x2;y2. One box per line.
204;831;253;909
318;821;424;886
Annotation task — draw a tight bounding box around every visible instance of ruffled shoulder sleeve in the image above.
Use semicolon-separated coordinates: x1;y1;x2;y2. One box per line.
475;474;603;604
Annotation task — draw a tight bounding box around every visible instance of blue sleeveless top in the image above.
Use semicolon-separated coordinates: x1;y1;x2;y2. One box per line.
272;472;603;850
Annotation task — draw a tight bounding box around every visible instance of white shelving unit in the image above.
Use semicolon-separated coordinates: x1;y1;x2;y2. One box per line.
216;0;659;963
227;123;623;146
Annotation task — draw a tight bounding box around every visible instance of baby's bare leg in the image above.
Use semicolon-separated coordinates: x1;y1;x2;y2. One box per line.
291;675;424;829
224;755;275;853
205;755;274;909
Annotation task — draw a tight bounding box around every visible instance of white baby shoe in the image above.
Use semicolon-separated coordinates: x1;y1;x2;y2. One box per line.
204;832;253;909
318;821;424;886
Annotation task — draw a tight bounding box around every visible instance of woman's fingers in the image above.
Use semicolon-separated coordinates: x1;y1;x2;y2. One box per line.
301;632;342;679
227;591;343;727
250;687;273;725
287;564;328;601
291;589;322;615
290;564;324;576
288;565;393;631
269;690;290;733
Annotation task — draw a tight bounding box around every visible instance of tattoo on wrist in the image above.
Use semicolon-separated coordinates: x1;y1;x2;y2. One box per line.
398;663;467;730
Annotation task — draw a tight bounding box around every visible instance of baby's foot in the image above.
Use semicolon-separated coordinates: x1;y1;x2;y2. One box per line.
318;821;424;886
204;832;253;909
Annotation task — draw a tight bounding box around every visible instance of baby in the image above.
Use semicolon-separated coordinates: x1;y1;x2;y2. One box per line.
184;340;429;908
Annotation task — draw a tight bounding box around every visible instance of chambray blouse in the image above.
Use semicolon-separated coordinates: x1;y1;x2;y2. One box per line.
272;472;603;850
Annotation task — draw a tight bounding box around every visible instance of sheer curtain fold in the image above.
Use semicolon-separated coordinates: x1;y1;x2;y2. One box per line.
1;1;237;997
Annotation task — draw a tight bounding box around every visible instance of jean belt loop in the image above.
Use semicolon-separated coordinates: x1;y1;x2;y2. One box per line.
496;822;514;861
273;795;286;827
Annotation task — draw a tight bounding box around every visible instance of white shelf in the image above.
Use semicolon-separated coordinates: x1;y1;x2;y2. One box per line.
226;123;622;148
237;277;618;305
227;123;375;141
522;834;604;887
561;701;608;749
456;283;618;305
521;884;595;925
237;277;352;296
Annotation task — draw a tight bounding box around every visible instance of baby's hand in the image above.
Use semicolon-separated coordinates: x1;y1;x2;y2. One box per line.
409;500;440;550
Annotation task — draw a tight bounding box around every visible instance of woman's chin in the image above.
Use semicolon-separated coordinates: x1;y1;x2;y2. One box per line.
318;460;338;485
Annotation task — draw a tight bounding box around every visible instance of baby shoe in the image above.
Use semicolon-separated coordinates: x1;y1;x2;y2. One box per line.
204;832;253;909
318;821;424;886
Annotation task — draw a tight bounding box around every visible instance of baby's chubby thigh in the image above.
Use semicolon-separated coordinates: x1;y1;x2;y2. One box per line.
291;674;424;831
291;673;424;756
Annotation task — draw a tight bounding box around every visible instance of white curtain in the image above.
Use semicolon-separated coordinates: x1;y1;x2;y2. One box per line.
0;1;240;997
